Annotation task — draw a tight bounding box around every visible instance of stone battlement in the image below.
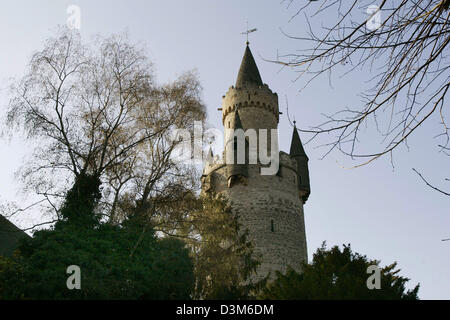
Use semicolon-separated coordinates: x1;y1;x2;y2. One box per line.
222;84;279;124
202;151;300;199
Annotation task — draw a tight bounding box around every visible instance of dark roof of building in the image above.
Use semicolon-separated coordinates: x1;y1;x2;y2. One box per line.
236;45;263;87
290;124;308;159
0;215;30;257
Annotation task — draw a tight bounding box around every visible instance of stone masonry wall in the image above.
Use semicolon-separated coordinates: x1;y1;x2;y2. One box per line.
202;153;308;282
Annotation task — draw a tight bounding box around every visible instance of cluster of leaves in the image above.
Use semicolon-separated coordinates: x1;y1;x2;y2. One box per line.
181;196;264;300
0;172;262;300
0;174;194;300
0;223;193;300
58;172;102;226
260;243;419;300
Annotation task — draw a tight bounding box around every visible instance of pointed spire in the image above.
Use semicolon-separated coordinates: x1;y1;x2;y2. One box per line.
236;45;263;88
290;123;308;159
233;109;244;130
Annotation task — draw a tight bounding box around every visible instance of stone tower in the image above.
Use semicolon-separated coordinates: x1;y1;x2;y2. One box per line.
201;43;310;281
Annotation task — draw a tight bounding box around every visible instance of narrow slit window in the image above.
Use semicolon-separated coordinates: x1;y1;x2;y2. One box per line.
271;219;274;232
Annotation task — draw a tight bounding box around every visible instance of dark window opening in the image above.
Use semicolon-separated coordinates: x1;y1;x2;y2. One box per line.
271;219;274;232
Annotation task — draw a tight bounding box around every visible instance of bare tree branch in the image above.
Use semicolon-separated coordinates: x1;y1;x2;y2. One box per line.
273;0;449;169
412;168;450;196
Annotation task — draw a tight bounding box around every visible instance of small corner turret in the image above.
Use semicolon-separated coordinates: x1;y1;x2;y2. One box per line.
290;123;311;202
225;110;248;188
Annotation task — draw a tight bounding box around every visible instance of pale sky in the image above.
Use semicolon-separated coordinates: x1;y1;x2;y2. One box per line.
0;0;448;299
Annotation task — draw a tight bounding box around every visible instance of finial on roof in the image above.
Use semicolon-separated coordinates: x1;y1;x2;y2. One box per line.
241;21;257;46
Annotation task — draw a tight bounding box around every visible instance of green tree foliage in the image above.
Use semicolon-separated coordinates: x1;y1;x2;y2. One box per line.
0;173;194;300
181;195;265;300
58;172;102;226
0;224;193;300
260;243;419;300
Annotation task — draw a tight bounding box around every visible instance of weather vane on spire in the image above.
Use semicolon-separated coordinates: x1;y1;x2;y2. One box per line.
241;21;257;45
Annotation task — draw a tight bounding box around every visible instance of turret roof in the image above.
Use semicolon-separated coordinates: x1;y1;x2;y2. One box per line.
236;45;263;87
233;109;244;130
290;124;308;159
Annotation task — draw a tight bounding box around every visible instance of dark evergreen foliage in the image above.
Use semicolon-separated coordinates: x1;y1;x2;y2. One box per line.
0;174;194;300
260;243;420;300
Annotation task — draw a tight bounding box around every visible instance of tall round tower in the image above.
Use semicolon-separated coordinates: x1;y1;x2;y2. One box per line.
201;44;310;281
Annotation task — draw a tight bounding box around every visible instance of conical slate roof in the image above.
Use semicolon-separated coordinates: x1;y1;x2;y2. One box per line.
233;109;244;130
236;45;263;87
290;124;308;159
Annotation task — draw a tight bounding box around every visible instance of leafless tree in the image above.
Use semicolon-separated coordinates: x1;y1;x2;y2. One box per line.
277;0;449;195
108;71;207;229
4;27;206;229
